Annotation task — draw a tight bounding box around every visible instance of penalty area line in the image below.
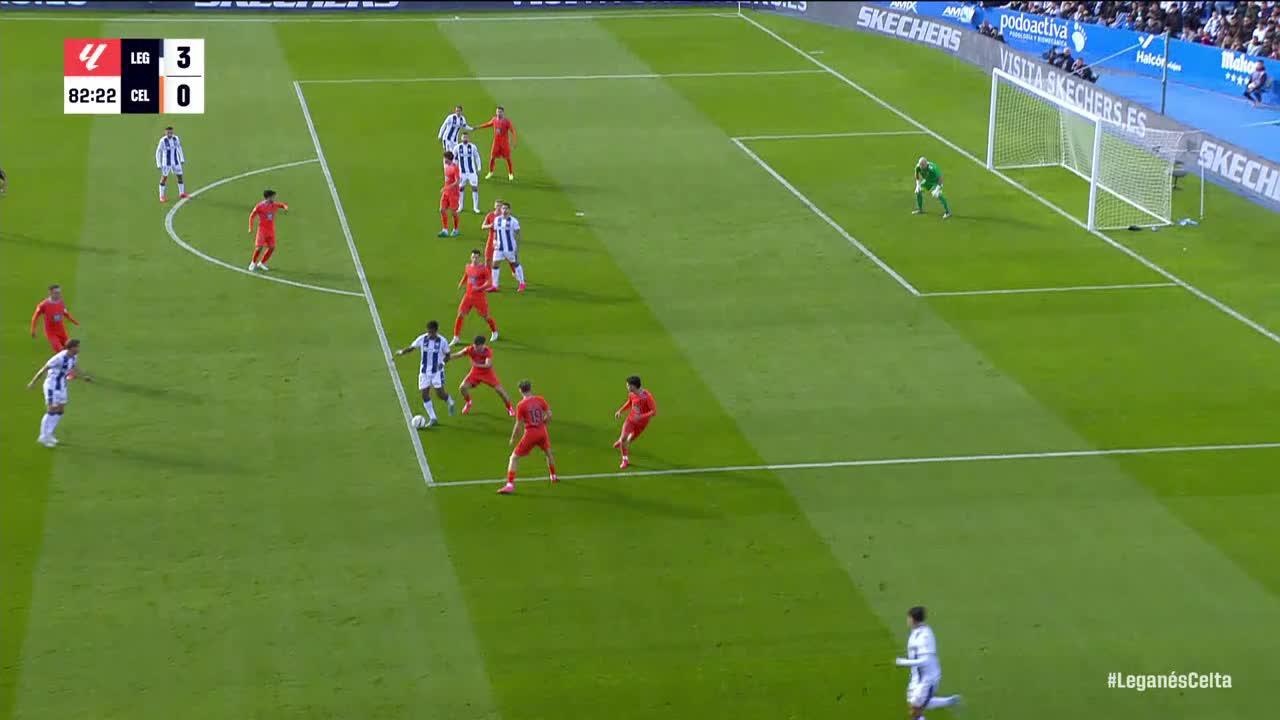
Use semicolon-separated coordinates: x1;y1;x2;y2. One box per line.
435;440;1280;488
920;282;1178;297
298;69;826;85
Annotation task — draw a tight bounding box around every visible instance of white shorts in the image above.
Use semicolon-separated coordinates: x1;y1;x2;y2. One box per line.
493;248;518;264
907;680;937;707
44;385;69;406
418;370;445;390
460;172;479;188
160;164;183;177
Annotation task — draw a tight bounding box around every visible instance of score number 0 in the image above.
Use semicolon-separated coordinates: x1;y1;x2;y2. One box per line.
163;39;204;114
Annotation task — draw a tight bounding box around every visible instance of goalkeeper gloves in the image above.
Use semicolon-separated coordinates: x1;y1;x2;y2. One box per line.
931;185;943;198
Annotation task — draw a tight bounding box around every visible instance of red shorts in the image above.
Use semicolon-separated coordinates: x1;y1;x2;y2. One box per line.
491;142;511;160
514;428;550;457
45;328;68;352
255;231;275;248
623;419;650;440
441;192;460;211
458;293;489;317
464;368;500;388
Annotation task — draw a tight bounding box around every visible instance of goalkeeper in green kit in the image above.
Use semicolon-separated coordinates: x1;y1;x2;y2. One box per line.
913;156;951;218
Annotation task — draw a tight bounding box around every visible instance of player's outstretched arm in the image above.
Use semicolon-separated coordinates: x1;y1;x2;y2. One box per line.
509;418;523;446
615;397;632;418
64;310;80;326
29;305;42;337
26;363;48;389
894;656;928;667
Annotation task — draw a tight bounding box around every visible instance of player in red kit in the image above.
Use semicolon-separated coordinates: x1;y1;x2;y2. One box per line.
30;284;79;353
439;150;462;238
453;249;499;345
478;105;517;181
248;189;288;271
613;375;658;469
499;379;558;494
450;335;515;417
480;197;502;270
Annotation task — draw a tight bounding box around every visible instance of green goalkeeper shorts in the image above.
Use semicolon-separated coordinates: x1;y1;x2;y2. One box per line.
919;179;940;192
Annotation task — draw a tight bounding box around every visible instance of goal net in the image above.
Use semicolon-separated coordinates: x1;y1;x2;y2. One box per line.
987;68;1184;231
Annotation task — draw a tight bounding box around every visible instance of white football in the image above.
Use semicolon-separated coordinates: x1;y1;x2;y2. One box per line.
411;415;428;429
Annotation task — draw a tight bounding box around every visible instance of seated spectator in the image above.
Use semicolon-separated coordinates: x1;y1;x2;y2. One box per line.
1071;57;1100;82
1043;46;1063;65
1057;46;1074;68
1244;59;1269;106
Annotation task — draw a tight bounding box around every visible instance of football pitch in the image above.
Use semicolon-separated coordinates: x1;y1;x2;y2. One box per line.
4;6;1280;718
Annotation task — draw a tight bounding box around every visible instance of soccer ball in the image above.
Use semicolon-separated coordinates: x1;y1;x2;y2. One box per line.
410;415;428;429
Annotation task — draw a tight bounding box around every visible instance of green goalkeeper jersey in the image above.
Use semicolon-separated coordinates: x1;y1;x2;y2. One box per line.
916;161;941;186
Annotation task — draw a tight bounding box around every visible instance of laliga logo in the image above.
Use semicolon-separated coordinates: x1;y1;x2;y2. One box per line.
1070;21;1088;52
79;42;107;71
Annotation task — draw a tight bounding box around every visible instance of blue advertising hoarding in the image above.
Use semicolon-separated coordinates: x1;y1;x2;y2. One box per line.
873;1;1278;104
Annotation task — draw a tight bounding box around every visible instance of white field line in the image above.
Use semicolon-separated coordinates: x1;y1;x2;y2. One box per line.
293;82;434;486
738;12;1280;348
731;138;921;295
163;159;363;299
734;130;927;141
0;10;739;23
437;440;1280;487
921;282;1178;297
299;69;825;85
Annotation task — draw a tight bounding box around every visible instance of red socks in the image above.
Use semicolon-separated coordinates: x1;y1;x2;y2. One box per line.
489;157;497;172
507;470;516;483
547;463;556;476
440;211;448;229
453;317;464;336
452;214;459;231
251;247;262;263
486;317;497;332
261;246;275;263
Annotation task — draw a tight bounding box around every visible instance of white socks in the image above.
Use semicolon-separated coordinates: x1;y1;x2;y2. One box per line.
492;266;501;287
178;182;185;195
514;265;525;284
40;413;62;438
468;188;479;212
424;400;437;421
158;183;166;199
926;696;958;709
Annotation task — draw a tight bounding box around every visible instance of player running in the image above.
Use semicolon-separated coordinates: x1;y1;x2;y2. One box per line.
248;189;289;271
454;132;483;214
394;320;456;427
156;126;188;203
453;249;499;345
913;157;951;218
439;150;462;238
480;198;502;269
451;335;515;417
437;104;472;151
895;606;962;719
31;284;80;352
478;105;517;181
26;338;91;448
613;375;657;470
490;201;526;293
498;379;558;494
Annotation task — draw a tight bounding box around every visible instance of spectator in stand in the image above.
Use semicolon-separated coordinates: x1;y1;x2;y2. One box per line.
1071;57;1100;82
1244;60;1270;105
1206;9;1225;38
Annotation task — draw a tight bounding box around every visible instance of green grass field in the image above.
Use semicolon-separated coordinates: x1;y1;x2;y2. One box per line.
3;6;1280;719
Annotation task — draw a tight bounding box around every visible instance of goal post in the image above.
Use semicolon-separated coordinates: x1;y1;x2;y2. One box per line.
987;68;1184;231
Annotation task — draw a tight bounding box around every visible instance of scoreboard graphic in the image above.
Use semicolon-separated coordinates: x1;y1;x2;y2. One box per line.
63;38;204;115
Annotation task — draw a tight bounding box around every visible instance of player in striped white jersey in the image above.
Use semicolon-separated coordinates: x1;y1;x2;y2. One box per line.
155;126;188;203
26;338;91;447
491;201;527;293
394;320;456;427
437;105;472;151
454;132;483;214
895;606;961;719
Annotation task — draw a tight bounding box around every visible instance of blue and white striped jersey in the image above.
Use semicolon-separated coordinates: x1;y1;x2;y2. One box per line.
454;141;481;175
494;214;520;253
437;112;470;148
155;134;185;167
42;350;77;391
411;333;450;374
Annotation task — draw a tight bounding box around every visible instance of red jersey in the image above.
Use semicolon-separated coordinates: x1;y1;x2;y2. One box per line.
442;163;461;195
483;210;498;243
462;344;493;369
517;395;551;429
479;116;516;144
31;298;77;335
249;200;288;234
461;264;492;296
619;389;658;423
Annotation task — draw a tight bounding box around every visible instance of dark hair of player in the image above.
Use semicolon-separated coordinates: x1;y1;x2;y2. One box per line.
496;105;505;111
49;284;60;292
455;104;463;112
501;202;512;209
627;375;642;389
263;189;276;200
443;151;455;161
165;125;173;131
427;320;439;332
471;249;482;256
66;339;81;349
473;335;486;346
908;606;926;623
518;380;532;393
